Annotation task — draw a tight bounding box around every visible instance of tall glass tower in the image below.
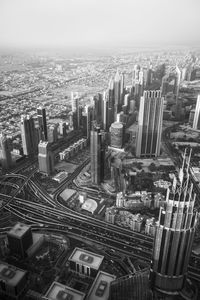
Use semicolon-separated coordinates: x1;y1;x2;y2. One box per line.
136;90;164;157
151;149;198;295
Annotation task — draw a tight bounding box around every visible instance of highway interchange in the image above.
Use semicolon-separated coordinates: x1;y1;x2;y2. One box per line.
0;131;200;282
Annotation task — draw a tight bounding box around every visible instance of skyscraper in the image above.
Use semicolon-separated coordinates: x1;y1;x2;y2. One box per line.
193;94;200;130
82;105;94;139
174;66;181;102
110;122;124;149
71;92;82;129
132;65;144;100
93;93;103;125
90;123;105;185
102;91;109;131
37;107;48;141
21;115;37;156
136;90;164;158
47;124;58;143
114;70;121;119
150;150;197;296
0;133;12;169
108;77;115;127
38;141;54;175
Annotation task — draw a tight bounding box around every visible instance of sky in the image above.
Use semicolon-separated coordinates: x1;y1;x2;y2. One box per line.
0;0;200;49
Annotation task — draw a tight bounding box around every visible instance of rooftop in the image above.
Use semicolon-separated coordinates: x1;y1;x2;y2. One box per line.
87;271;116;300
45;281;86;300
68;248;104;270
0;262;27;287
8;222;31;238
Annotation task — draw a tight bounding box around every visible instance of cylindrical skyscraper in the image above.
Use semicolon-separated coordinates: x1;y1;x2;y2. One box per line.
151;151;197;295
110;122;124;149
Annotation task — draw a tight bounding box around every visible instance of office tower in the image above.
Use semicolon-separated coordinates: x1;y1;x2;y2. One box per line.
0;133;12;169
161;74;170;96
102;91;109;131
7;223;33;258
82;105;93;139
47;124;58;143
136;90;164;158
174;66;181;101
108;77;115;127
144;64;153;88
109;269;151;300
38;141;54;175
124;93;129;107
150;151;197;296
21;115;37;156
110;122;124;149
71;92;82;129
90;123;105;185
114;70;121;119
37;106;48;141
189;109;195;127
71;91;79;112
93;93;103;125
193;95;200;129
68;111;74;130
132;64;141;82
120;72;125;106
132;65;144;99
59;121;67;137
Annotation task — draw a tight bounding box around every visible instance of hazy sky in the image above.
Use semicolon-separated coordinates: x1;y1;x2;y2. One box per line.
0;0;200;49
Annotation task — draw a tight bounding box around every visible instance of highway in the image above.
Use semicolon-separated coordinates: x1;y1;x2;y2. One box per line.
1;133;200;282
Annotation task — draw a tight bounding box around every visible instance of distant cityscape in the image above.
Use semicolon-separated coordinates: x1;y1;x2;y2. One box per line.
1;46;200;300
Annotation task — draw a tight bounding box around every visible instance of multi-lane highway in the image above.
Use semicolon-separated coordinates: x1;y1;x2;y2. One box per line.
1;137;200;282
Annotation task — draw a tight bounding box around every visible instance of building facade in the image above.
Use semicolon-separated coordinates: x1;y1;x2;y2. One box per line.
90;124;105;185
150;151;197;295
136;90;164;157
0;133;12;169
37;107;48;141
38;141;54;175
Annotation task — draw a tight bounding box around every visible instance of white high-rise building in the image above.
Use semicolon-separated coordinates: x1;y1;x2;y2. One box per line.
193;94;200;130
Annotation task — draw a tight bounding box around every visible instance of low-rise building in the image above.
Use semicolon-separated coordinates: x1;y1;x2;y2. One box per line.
45;281;86;300
68;248;104;278
87;271;116;300
0;262;28;299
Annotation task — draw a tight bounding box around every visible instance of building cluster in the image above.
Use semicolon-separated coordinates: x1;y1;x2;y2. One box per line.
59;138;87;161
105;206;144;232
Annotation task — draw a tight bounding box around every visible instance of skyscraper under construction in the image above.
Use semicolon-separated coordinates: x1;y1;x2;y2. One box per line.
151;149;198;297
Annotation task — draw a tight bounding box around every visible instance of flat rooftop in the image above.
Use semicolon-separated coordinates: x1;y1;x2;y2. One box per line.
8;222;31;238
87;271;116;300
60;188;77;201
0;262;27;287
45;281;85;300
68;248;104;270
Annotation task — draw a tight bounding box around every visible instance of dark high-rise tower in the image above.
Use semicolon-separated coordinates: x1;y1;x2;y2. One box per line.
93;93;103;125
0;133;12;169
21;115;37;156
82;105;94;139
151;150;197;295
136;90;164;158
37;107;47;141
90;123;105;185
